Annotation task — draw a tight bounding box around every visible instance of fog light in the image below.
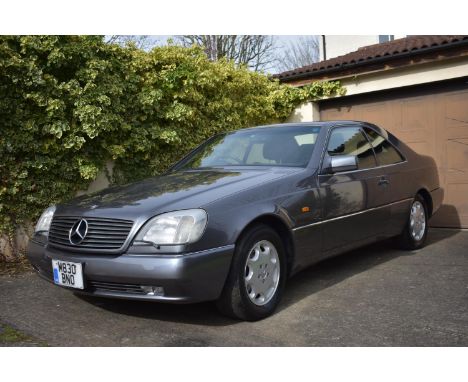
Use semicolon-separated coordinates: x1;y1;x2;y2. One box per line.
141;286;164;296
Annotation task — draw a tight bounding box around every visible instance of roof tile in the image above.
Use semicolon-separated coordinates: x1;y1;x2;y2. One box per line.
276;35;468;81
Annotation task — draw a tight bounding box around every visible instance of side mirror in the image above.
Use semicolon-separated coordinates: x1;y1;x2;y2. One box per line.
330;155;358;173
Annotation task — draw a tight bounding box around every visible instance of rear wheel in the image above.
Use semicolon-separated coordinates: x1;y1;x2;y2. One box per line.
397;194;429;250
216;224;286;321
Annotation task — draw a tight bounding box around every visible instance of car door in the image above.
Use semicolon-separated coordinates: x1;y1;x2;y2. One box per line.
362;125;409;236
318;125;389;254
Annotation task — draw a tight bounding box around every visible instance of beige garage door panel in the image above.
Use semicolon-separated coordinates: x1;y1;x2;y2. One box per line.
355;102;392;130
436;90;468;227
320;87;468;228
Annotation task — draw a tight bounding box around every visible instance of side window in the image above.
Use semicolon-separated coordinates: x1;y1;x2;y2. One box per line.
327;127;376;170
364;127;404;166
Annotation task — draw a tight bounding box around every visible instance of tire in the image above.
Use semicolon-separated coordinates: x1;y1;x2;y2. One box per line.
397;194;429;250
216;224;287;321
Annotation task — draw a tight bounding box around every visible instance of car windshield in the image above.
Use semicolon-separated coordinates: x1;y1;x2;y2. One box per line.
175;126;321;170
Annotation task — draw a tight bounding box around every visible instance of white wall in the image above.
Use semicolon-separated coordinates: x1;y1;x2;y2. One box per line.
286;102;320;122
332;57;468;96
319;35;380;60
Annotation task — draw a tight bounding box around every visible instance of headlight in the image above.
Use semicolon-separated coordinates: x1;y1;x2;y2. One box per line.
35;205;56;234
134;209;208;246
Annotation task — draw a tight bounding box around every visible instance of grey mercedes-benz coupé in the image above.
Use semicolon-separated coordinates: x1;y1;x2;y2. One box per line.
27;121;443;320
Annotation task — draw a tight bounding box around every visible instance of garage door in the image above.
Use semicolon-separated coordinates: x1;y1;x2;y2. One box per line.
320;81;468;228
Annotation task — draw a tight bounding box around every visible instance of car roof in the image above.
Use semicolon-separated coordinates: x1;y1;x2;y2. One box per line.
238;122;329;132
241;120;382;132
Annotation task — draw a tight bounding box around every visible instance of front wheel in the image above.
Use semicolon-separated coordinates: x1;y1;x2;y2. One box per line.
397;194;429;250
216;224;286;321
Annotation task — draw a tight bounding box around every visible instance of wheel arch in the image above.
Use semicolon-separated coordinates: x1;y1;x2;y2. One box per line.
237;213;296;278
416;188;433;217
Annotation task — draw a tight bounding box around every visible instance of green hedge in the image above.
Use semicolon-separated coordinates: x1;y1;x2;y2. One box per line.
0;35;343;239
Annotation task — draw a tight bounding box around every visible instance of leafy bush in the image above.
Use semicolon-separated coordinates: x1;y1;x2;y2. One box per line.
0;35;343;242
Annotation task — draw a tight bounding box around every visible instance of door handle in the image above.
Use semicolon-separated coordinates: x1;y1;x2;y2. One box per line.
378;177;390;186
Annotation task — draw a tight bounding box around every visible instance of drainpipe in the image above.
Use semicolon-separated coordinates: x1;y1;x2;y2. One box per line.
322;35;327;61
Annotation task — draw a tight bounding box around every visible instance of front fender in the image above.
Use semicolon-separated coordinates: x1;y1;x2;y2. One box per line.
190;201;294;253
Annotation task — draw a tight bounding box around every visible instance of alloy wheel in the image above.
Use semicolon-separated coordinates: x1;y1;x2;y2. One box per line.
244;240;280;306
410;200;426;241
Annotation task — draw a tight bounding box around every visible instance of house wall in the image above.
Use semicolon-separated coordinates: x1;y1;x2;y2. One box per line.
339;57;468;96
286;102;320;122
287;56;468;228
289;56;468;123
319;35;408;61
319;35;379;60
320;81;468;228
76;161;114;196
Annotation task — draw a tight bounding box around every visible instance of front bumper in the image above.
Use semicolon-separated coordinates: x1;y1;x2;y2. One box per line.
26;240;234;303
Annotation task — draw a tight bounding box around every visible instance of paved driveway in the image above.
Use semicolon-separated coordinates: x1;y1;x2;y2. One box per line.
1;229;467;346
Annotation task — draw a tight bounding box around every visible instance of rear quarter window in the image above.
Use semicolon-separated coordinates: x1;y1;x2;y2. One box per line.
364;127;404;166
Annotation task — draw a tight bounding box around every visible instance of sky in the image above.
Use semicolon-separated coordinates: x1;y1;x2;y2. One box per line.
152;35;311;44
145;35;319;74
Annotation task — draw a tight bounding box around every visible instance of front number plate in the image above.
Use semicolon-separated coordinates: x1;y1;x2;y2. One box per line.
52;260;84;289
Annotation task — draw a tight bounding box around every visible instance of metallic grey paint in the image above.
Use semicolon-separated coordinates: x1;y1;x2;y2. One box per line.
27;121;443;303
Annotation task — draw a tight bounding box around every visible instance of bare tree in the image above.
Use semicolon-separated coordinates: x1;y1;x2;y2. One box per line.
275;35;320;73
177;35;278;71
105;35;158;51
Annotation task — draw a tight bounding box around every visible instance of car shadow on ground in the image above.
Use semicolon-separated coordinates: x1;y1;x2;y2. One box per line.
76;228;460;326
278;228;460;313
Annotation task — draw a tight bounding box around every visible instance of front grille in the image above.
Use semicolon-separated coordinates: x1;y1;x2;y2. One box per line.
48;216;134;250
88;280;145;295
